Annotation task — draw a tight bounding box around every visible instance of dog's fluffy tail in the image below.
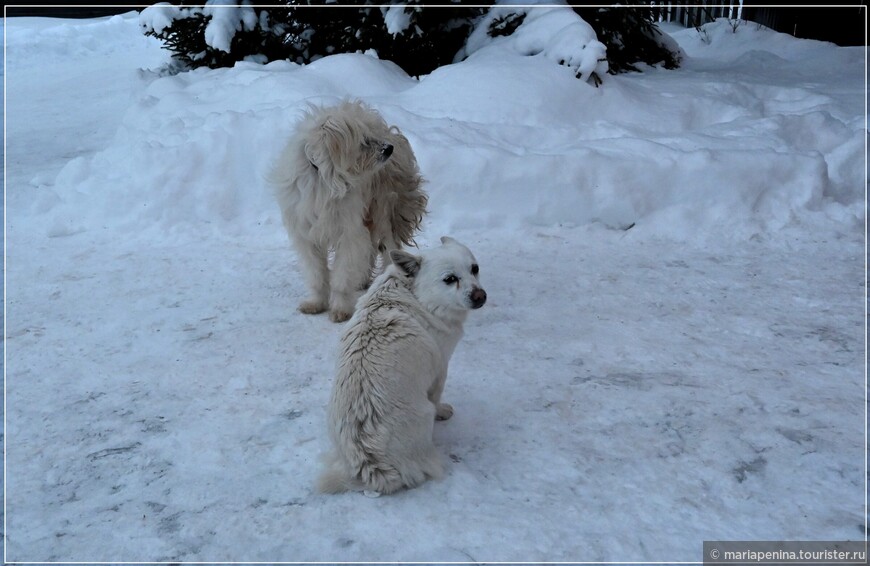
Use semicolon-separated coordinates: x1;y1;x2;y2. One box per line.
317;450;360;493
317;466;355;494
358;461;407;495
316;450;406;495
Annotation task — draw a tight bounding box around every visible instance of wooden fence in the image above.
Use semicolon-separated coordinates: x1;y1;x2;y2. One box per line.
647;2;865;46
650;1;744;29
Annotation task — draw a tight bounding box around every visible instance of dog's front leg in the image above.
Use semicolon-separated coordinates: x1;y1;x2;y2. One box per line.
429;369;453;421
292;236;330;315
329;229;375;323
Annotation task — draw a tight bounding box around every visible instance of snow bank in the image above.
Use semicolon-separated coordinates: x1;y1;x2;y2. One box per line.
461;1;609;82
34;13;865;244
673;17;856;64
8;12;154;62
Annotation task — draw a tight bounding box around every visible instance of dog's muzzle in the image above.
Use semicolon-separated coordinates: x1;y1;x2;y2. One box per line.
470;287;487;309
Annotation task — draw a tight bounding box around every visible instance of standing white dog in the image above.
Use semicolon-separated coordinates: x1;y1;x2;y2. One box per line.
319;237;487;496
269;100;428;322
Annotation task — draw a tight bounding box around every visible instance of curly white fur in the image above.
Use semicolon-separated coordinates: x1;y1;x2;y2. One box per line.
268;100;428;322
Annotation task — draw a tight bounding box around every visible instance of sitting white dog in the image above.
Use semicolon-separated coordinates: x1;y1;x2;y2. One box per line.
318;237;487;496
269;100;428;322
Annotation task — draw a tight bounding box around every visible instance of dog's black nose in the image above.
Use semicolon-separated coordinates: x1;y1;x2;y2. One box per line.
381;143;393;158
470;288;487;309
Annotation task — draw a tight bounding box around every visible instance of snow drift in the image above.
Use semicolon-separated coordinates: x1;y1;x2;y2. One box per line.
31;15;865;244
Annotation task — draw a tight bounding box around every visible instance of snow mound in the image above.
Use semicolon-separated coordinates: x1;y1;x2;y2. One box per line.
37;12;865;244
397;49;598;125
8;12;154;62
671;18;864;69
462;2;609;82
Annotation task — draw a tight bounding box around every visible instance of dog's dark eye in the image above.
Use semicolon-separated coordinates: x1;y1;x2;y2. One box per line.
443;275;458;285
471;264;479;276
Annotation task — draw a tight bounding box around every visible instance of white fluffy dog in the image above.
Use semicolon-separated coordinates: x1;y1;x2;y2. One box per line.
269;100;428;322
319;237;487;496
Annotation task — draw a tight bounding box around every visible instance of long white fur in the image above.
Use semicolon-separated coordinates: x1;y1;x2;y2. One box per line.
319;237;486;495
268;100;427;322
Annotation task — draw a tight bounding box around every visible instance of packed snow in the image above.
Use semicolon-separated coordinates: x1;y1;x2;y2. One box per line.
4;9;866;563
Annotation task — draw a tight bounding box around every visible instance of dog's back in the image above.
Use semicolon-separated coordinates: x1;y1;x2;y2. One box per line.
319;268;445;495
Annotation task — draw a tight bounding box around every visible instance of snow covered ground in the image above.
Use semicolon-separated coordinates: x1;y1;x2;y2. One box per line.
4;9;866;563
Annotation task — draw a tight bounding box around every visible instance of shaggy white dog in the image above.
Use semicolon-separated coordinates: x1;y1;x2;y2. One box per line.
269;100;428;322
318;237;487;496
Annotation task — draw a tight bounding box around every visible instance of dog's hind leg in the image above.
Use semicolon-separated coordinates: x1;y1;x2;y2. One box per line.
378;233;402;267
293;236;330;315
329;229;375;322
366;402;443;494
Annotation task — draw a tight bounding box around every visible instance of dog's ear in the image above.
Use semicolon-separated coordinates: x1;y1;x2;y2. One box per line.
320;117;346;162
440;236;457;246
389;250;421;277
304;124;348;198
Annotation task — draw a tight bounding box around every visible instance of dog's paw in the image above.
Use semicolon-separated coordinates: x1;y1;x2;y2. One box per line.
329;309;352;323
435;403;454;421
298;300;328;315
